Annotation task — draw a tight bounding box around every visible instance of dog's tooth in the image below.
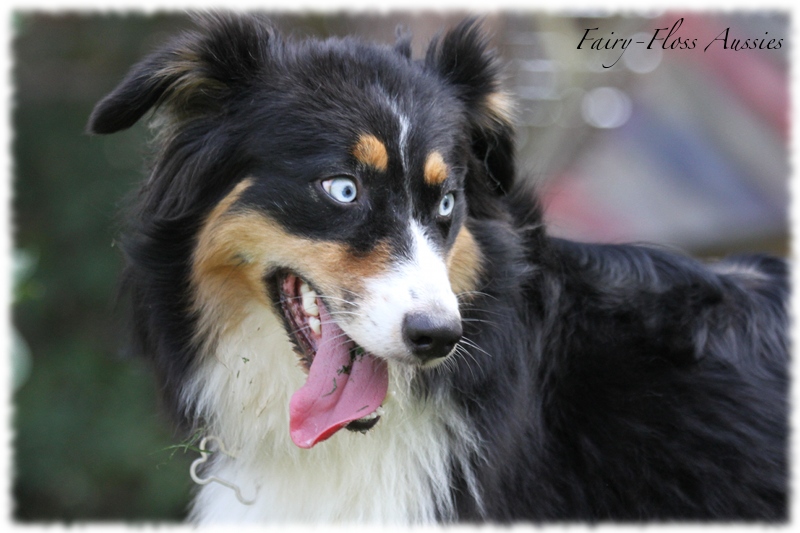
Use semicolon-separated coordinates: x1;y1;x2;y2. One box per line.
302;292;319;317
299;281;319;316
309;316;321;335
357;405;384;422
300;280;312;295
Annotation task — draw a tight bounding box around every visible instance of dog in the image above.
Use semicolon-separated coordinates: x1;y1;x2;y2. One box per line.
87;13;788;523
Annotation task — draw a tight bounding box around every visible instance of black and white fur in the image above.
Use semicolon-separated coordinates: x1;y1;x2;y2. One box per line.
88;13;788;523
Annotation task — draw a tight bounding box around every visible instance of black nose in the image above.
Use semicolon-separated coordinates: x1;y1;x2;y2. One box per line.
402;312;462;363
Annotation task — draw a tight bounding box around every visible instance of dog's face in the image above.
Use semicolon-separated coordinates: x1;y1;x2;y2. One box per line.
88;14;515;447
193;60;470;368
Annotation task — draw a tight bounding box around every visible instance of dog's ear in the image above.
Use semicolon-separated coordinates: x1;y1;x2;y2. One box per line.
394;26;413;60
87;13;274;135
425;18;515;195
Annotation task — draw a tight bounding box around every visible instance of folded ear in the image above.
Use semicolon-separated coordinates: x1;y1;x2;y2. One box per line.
87;13;274;135
425;19;515;195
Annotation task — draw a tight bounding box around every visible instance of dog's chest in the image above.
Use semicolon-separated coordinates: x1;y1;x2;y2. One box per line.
185;306;467;523
190;405;458;523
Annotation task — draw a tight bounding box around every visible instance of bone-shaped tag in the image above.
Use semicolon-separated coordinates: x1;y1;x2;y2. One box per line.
189;435;257;505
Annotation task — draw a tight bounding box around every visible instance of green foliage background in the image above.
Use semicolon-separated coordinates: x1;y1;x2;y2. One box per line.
12;13;198;521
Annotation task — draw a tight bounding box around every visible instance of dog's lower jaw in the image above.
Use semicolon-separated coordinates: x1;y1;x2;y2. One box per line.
183;302;480;524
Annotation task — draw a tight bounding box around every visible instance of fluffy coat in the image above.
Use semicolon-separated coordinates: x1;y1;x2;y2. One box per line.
88;13;788;523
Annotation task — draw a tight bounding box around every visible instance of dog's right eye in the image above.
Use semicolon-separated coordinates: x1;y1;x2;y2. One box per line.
321;177;358;204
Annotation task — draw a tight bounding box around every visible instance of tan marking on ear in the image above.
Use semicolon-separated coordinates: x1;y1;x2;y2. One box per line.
483;91;515;128
423;151;448;186
154;47;226;104
191;183;393;345
352;134;388;172
447;226;484;295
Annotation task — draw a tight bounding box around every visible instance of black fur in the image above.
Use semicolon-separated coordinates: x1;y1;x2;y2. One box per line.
89;13;788;522
444;232;788;520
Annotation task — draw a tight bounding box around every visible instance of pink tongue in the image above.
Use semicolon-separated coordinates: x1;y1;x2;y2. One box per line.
289;302;388;449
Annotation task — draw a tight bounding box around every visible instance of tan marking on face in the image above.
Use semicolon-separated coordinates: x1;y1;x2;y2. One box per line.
191;180;392;343
423;151;448;186
447;226;484;295
352;134;389;172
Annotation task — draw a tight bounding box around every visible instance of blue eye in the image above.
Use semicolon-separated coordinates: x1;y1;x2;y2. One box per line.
322;177;358;203
438;192;455;217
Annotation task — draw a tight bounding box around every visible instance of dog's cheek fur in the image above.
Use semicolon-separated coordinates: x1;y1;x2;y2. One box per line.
447;226;484;295
190;178;395;346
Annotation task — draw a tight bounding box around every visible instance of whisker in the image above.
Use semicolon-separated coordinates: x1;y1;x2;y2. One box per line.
457;305;508;318
285;321;349;348
451;344;478;381
457;290;497;302
286;323;313;338
319;295;359;305
435;351;459;377
326;310;366;319
460;317;502;329
317;338;351;351
278;291;361;309
459;336;495;360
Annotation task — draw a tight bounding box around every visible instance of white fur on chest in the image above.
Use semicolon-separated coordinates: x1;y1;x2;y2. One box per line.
181;304;478;523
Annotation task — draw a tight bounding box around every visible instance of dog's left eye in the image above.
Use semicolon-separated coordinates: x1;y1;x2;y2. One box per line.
438;192;455;217
322;177;358;203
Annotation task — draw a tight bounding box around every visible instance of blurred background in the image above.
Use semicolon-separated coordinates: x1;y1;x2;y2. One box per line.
11;11;789;521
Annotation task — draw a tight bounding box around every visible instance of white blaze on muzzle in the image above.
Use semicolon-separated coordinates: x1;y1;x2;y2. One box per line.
346;222;462;365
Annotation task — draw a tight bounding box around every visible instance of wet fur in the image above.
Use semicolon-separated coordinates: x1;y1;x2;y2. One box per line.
88;13;788;522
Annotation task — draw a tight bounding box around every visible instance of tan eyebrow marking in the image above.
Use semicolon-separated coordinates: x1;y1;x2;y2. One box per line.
423;151;448;186
352;134;388;172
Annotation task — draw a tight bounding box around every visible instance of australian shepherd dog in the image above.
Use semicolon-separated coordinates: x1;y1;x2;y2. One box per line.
88;13;788;523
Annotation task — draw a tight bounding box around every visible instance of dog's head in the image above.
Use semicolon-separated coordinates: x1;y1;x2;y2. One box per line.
89;13;515;447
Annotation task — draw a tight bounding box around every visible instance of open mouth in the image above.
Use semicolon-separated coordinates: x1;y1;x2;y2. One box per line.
276;272;389;448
